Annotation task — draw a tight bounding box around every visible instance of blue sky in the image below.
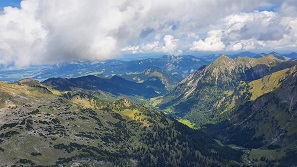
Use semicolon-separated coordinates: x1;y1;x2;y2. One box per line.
0;0;21;9
0;0;297;67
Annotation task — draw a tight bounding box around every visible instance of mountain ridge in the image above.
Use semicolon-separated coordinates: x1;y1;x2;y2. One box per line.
202;66;297;165
159;55;297;126
42;75;160;98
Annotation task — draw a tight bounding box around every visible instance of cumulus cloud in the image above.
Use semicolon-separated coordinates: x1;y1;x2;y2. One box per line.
162;35;179;54
0;0;296;67
190;10;297;51
122;34;182;55
190;30;225;51
0;0;46;67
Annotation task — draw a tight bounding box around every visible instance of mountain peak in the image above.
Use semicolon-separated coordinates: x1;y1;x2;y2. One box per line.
161;55;175;59
205;55;282;76
213;55;233;62
269;51;280;56
210;55;234;69
18;78;41;87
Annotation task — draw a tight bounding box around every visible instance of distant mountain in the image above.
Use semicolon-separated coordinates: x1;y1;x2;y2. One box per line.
198;54;223;62
159;55;297;126
0;80;242;166
0;65;50;82
42;75;160;98
284;52;297;60
229;51;258;58
122;67;183;92
199;52;257;62
124;55;209;78
34;60;126;80
33;55;209;80
3;52;297;82
201;51;297;62
254;51;289;60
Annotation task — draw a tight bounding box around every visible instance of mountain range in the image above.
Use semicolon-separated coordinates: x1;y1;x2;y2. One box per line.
159;55;297;124
1;51;297;83
1;52;297;166
33;55;209;81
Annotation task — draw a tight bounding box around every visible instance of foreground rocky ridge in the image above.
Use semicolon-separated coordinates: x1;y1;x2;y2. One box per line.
0;80;241;166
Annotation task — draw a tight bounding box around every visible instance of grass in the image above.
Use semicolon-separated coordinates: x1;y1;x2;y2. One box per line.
239;148;285;166
119;109;149;126
164;107;174;114
71;95;97;109
178;119;195;129
150;96;163;107
120;109;140;119
249;68;291;101
236;56;280;67
223;90;234;96
47;88;63;96
249;149;285;161
0;82;54;98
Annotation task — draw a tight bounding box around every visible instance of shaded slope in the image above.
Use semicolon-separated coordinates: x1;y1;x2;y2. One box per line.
42;75;159;98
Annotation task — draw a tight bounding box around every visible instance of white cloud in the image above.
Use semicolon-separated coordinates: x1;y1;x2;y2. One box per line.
140;41;160;52
226;42;243;51
190;9;297;52
190;30;225;51
0;0;46;67
162;35;179;54
122;34;181;55
0;0;296;67
121;46;140;52
187;33;199;39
